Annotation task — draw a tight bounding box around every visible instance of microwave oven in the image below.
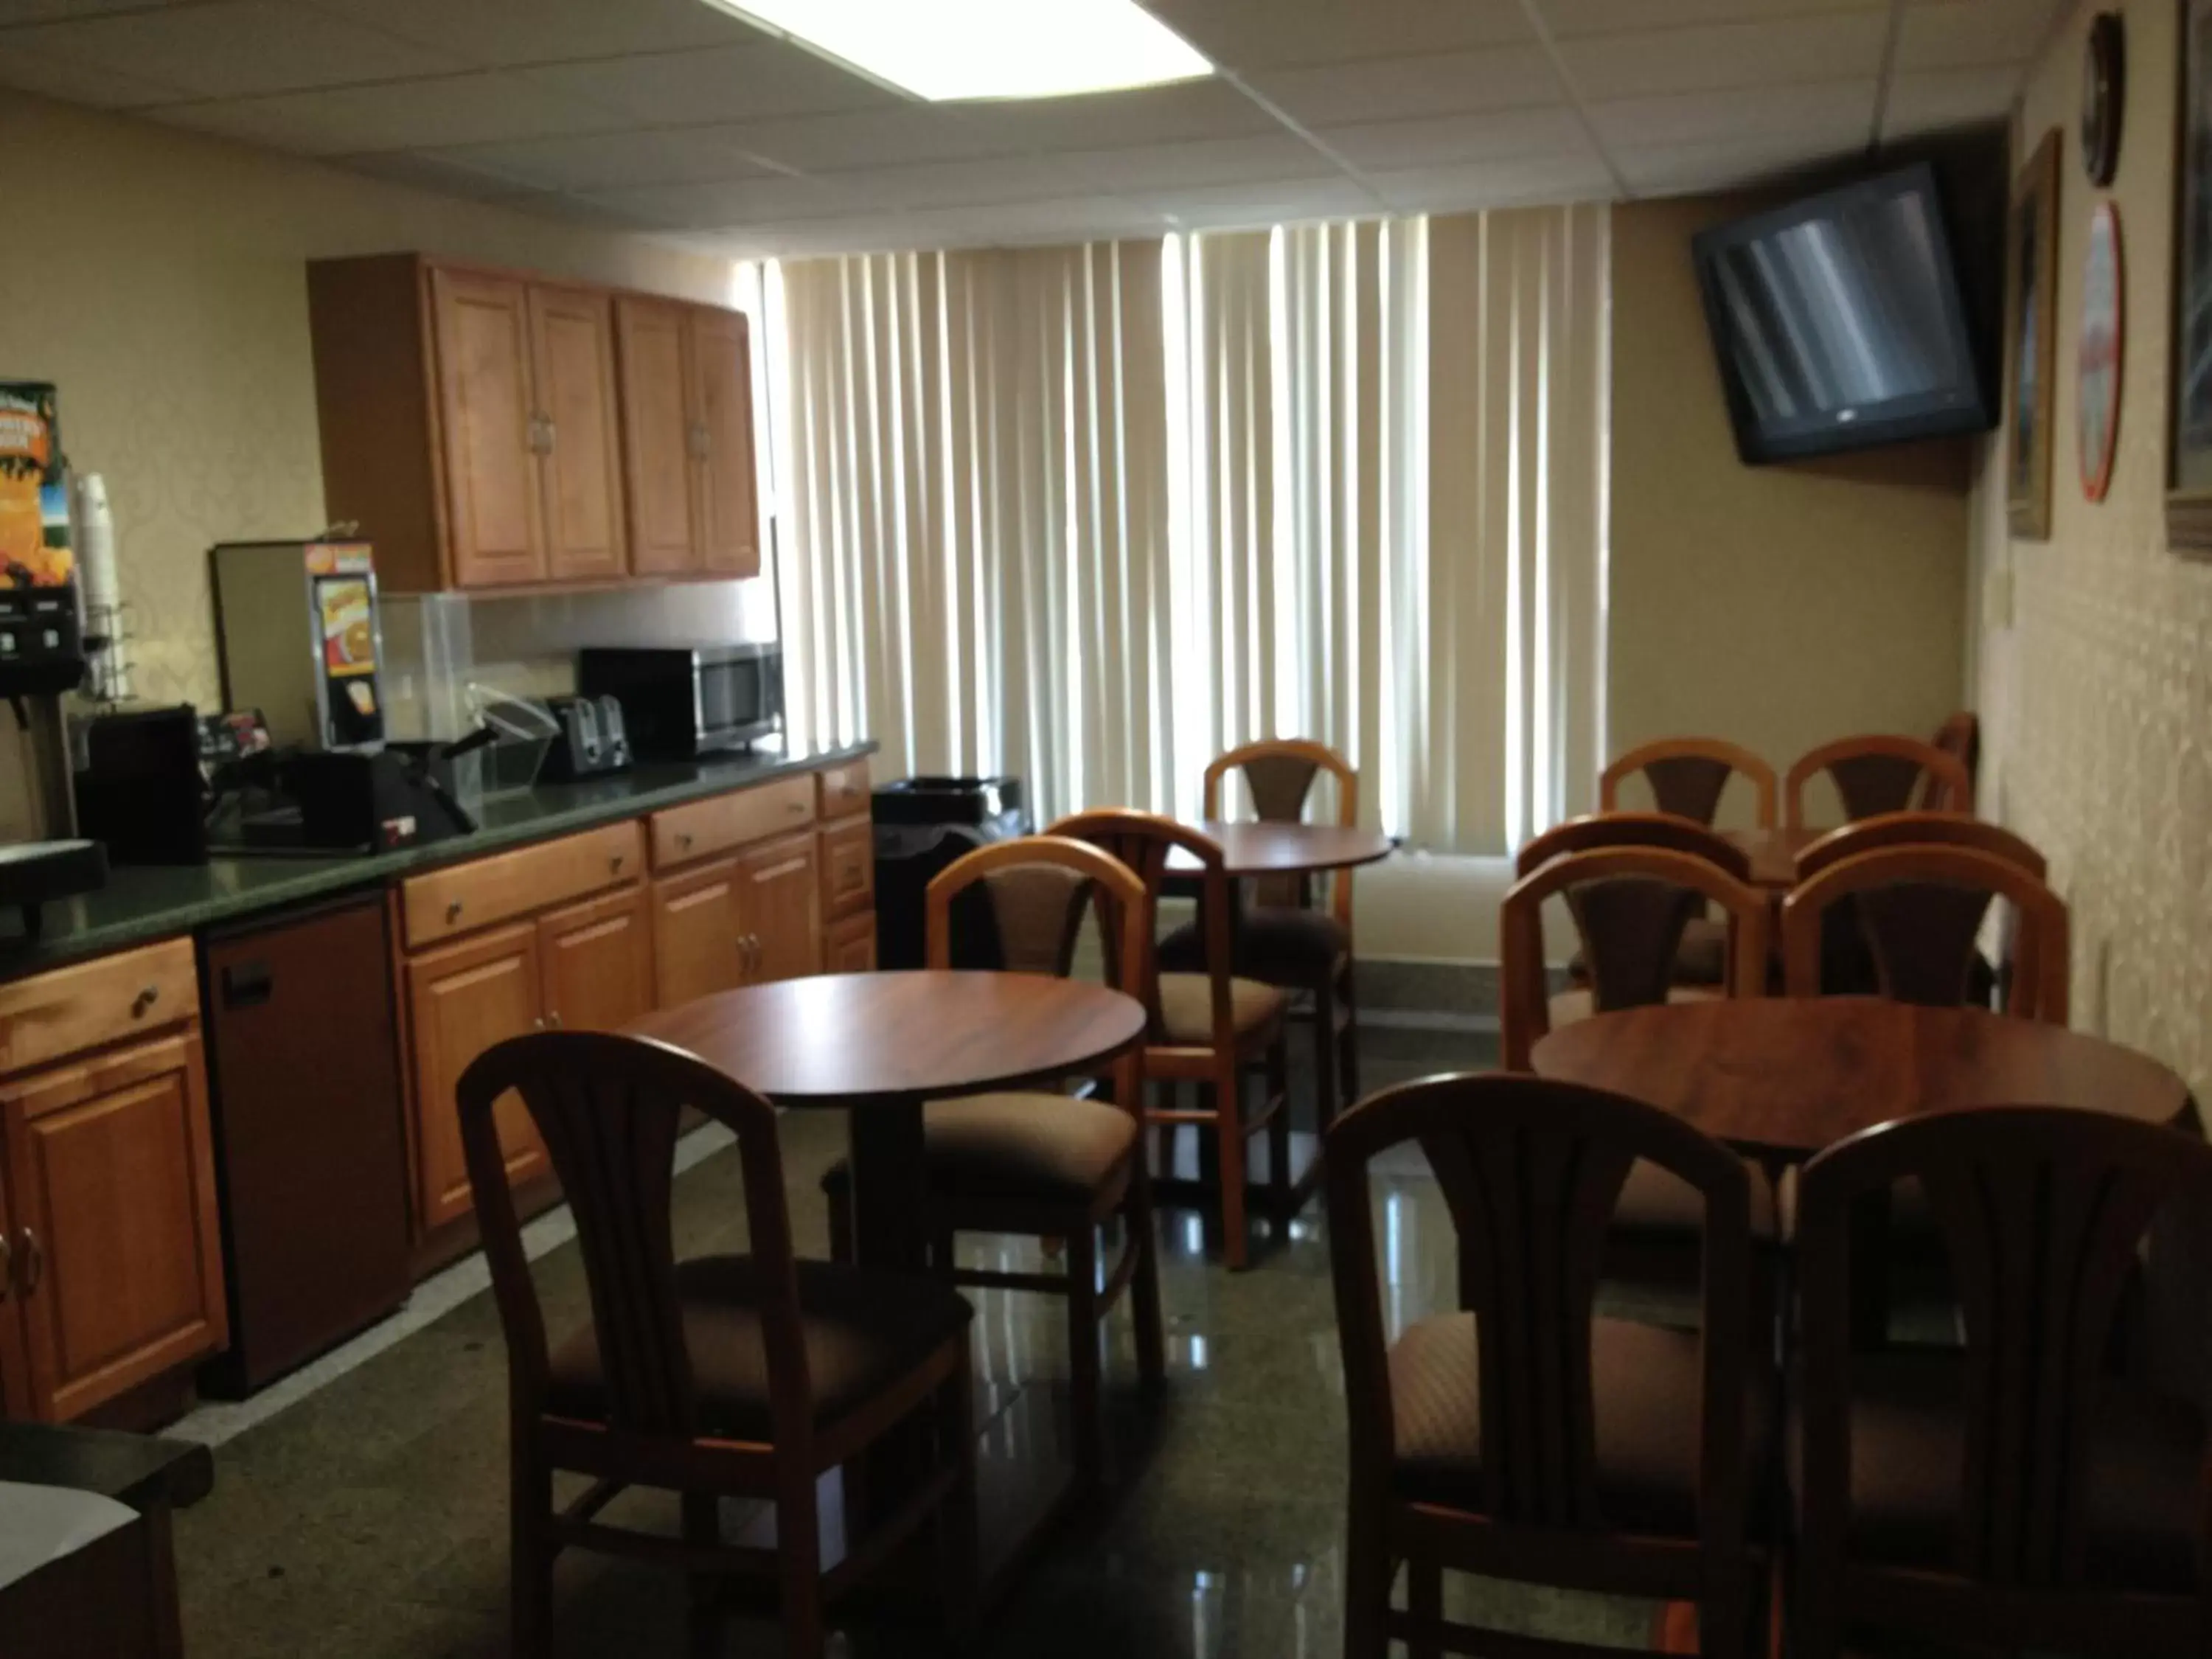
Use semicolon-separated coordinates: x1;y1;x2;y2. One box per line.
576;643;783;761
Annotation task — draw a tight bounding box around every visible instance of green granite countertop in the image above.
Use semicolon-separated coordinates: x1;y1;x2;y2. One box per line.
0;741;877;982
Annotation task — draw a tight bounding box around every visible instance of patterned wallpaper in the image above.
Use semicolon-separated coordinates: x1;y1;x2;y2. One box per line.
0;96;733;838
1973;0;2212;1096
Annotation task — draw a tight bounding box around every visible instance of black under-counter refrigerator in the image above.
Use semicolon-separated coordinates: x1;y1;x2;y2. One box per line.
197;890;412;1397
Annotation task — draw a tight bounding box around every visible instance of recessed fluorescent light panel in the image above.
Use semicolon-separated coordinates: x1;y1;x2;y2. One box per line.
708;0;1214;101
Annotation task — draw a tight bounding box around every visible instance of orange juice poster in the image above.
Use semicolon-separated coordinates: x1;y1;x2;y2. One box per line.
0;383;72;590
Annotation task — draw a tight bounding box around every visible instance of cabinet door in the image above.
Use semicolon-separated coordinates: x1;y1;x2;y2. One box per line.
652;859;745;1010
539;886;655;1033
616;297;703;577
692;307;761;577
0;1166;27;1418
529;284;629;582
738;832;821;984
432;268;548;588
825;910;877;975
0;1030;228;1423
405;924;547;1234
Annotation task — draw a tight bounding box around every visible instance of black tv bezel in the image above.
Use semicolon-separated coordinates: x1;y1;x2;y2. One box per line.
1691;161;1994;465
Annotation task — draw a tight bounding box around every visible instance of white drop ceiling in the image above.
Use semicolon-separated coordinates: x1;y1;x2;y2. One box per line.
0;0;2061;258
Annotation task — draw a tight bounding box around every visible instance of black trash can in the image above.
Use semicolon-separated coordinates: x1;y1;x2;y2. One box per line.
872;775;1031;969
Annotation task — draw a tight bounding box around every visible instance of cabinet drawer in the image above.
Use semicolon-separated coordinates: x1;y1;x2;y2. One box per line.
817;758;872;820
826;910;877;975
403;820;643;949
0;939;197;1076
651;776;815;869
821;817;874;919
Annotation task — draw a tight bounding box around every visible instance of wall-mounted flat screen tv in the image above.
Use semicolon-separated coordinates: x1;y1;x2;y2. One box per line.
1692;162;1994;464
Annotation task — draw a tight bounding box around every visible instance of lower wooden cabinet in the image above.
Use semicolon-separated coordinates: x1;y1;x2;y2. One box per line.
0;1029;227;1422
538;886;655;1033
405;923;550;1234
826;911;878;974
739;833;821;984
651;858;746;1009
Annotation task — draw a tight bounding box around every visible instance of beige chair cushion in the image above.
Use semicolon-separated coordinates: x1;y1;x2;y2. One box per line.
1613;1158;1781;1244
1388;1314;1774;1534
1158;973;1287;1044
544;1256;972;1441
1547;984;1722;1029
1157;907;1350;987
918;1092;1139;1205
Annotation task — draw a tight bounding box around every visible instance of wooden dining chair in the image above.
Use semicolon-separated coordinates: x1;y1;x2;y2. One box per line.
1792;810;2045;884
1327;1072;1767;1659
1918;711;1980;812
1049;808;1291;1273
1158;738;1362;1130
1599;737;1778;829
1784;735;1972;830
458;1031;978;1659
1517;813;1757;990
1781;844;2070;1022
822;835;1164;1484
1794;1106;2212;1659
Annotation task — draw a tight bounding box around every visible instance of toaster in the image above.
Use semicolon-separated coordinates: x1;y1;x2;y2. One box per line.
542;695;631;781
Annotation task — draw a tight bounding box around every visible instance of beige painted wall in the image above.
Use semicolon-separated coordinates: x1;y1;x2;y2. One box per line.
0;95;732;836
1969;0;2212;1096
1608;195;1973;825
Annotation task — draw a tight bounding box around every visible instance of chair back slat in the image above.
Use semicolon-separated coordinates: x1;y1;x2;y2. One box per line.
1919;712;1981;811
457;1033;805;1447
1329;1073;1752;1535
1048;810;1235;1050
1798;1108;2212;1599
1203;738;1359;917
981;865;1091;975
1786;735;1972;830
1598;737;1777;829
1565;877;1707;1012
1854;881;1999;1007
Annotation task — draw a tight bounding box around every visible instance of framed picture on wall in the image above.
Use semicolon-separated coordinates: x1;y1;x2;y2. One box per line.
2169;0;2212;548
2007;129;2062;540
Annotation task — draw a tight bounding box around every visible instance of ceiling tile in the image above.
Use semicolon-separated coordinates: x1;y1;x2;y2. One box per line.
335;147;557;204
1135;0;1532;72
150;71;625;156
1369;155;1616;214
704;106;1006;173
581;173;859;229
428;129;780;193
521;41;894;127
945;78;1280;152
1543;0;1889;35
1590;79;1877;151
1894;0;2067;72
4;1;464;99
1058;131;1330;191
1881;66;2023;142
825;154;1098;211
1315;106;1592;170
937;198;1175;244
1138;173;1380;225
1617;131;1868;197
0;37;181;105
301;0;758;68
1559;13;1889;102
1242;45;1564;126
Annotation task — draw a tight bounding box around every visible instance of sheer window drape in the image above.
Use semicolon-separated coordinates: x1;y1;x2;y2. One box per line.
765;204;1607;856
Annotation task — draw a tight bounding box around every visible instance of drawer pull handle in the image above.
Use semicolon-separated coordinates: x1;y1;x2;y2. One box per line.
17;1228;41;1297
678;832;695;851
785;800;805;814
131;984;159;1018
447;900;465;923
611;853;626;873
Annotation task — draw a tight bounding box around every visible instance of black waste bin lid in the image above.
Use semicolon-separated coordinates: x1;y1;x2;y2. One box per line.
872;774;1026;827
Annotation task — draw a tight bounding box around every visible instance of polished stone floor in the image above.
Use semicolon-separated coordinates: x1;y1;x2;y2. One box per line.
170;1024;1658;1658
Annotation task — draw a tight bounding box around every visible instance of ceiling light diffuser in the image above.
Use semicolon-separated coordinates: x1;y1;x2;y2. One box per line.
707;0;1214;102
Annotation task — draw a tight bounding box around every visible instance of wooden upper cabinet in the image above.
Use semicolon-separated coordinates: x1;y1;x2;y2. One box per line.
694;307;761;578
0;1030;227;1423
529;285;629;582
431;268;549;589
616;297;703;577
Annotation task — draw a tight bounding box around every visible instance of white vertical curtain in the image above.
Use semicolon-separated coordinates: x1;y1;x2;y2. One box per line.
767;204;1607;856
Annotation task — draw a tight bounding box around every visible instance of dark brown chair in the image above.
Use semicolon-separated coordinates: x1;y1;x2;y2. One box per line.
1919;711;1980;811
1158;739;1363;1130
1784;734;1972;830
823;834;1164;1482
458;1032;977;1659
1502;844;1780;1292
1599;737;1778;829
1049;808;1290;1273
1517;813;1757;989
1328;1072;1767;1659
1792;810;2045;884
1781;844;2070;1023
1793;1106;2212;1659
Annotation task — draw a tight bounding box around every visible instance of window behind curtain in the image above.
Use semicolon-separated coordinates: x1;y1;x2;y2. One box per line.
758;204;1607;858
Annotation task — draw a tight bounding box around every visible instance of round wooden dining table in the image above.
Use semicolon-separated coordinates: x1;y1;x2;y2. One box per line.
629;970;1147;1272
1719;825;1830;889
1171;818;1395;876
1531;996;2194;1163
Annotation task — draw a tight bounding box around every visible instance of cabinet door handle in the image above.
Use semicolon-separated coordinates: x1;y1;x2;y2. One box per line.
533;1015;547;1032
546;1010;563;1029
17;1228;41;1297
131;984;160;1018
541;416;557;453
610;852;626;874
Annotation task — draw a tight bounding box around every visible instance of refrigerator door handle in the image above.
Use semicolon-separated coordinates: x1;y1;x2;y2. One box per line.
221;959;274;1009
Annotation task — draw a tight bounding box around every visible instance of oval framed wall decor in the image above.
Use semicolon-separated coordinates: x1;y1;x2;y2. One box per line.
2080;201;2124;502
